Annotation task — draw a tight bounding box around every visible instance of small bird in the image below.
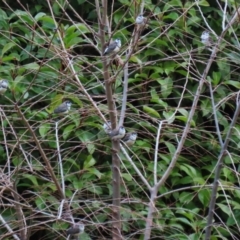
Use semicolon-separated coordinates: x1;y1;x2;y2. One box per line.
103;39;121;55
109;126;126;140
201;30;213;47
66;223;85;236
103;121;112;134
122;132;137;146
0;79;9;94
53;100;72;115
136;15;145;25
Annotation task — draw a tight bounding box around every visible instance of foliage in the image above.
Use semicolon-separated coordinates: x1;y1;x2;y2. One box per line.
0;0;240;239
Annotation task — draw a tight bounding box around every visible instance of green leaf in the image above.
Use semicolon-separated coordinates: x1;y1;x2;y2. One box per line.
63;124;75;140
88;168;103;179
65;158;80;168
88;184;103;194
22;174;38;186
163;0;182;11
217;203;231;216
77;131;96;154
65;37;84;48
198;189;211;206
163;62;177;75
129;55;143;65
198;0;210;6
11;10;34;25
150;88;168;109
165;142;176;155
22;62;40;70
3;53;20;62
38;16;55;29
163;12;179;21
66;23;90;34
211;71;221;85
35;197;46;210
178;108;189;117
122;173;132;181
178;192;193;203
69;112;80;128
39;123;51;138
127;103;140;115
83;156;96;169
34;12;46;21
163;111;175;123
157;77;173;98
1;42;16;57
143;105;160;118
200;99;211;117
224;80;240;89
179;164;198;178
114;11;123;24
48;95;65;113
12;76;25;89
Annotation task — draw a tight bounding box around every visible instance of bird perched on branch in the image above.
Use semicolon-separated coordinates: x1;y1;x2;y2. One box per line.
66;223;85;236
136;15;145;25
103;39;121;55
53;100;72;115
201;30;214;47
109;126;126;140
122;132;137;146
0;79;9;94
103;121;112;134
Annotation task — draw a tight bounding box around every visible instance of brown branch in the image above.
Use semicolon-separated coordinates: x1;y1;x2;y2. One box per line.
11;183;28;240
97;0;121;239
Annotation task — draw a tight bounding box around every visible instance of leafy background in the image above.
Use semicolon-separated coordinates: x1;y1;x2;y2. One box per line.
0;0;240;239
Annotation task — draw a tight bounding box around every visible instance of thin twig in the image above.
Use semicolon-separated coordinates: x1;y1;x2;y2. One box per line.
140;0;145;15
11;183;27;240
218;181;240;232
57;199;65;219
208;81;223;146
0;214;21;240
55;121;65;197
153;121;163;184
195;0;218;37
222;0;228;30
119;52;129;126
0;107;11;175
120;145;151;191
205;99;240;239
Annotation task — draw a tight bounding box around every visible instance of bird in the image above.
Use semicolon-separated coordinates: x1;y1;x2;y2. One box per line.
66;223;85;236
53;100;72;115
201;30;214;47
122;132;137;146
0;79;9;94
103;39;121;55
135;15;145;25
109;126;126;140
103;121;112;134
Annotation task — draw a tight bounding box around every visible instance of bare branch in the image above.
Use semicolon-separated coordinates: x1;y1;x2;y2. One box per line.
55;121;65;197
0;214;21;240
153;121;163;184
120;145;151;191
205;98;240;239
